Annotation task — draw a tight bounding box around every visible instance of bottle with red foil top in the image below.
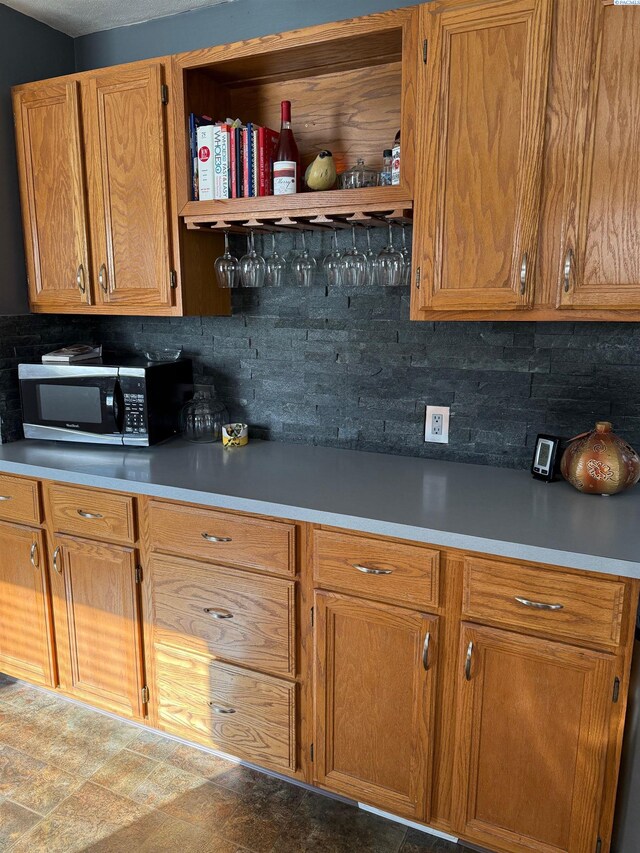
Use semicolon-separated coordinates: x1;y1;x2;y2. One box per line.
273;100;300;195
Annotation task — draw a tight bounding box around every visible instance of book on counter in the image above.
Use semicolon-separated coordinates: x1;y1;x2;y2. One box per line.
42;345;103;364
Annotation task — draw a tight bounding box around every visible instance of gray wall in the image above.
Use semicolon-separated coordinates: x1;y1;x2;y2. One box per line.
0;4;75;314
74;0;423;70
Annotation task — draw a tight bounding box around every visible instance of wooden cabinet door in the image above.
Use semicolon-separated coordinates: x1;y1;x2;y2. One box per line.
84;64;173;310
558;1;640;310
411;0;552;316
314;592;437;821
49;535;145;719
13;81;92;311
0;523;54;687
454;623;616;853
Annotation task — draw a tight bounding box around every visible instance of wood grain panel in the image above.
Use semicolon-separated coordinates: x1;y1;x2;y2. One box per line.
411;0;552;315
50;535;144;719
314;591;437;821
0;475;41;526
151;553;295;676
148;500;295;576
48;483;135;545
559;1;640;310
313;528;439;608
453;623;615;853
0;523;54;687
463;555;626;649
84;63;173;309
12;80;91;310
155;643;296;773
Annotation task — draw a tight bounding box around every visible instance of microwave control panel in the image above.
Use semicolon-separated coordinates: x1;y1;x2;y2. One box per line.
120;377;148;436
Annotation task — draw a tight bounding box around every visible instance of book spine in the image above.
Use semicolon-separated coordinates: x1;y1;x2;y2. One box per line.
212;125;230;199
252;128;259;199
242;127;249;198
230;129;238;198
262;128;279;197
246;123;254;197
189;114;198;201
258;127;265;196
196;125;216;201
236;128;244;198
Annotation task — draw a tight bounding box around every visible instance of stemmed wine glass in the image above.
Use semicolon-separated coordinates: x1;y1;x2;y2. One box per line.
291;231;316;287
323;230;342;287
214;231;240;289
240;230;266;288
264;233;287;287
377;221;404;287
340;226;367;287
364;228;379;286
399;223;412;287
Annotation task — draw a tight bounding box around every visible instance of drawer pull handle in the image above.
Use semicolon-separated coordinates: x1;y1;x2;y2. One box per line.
52;546;62;574
209;704;236;714
204;608;234;620
422;632;431;671
0;495;12;501
201;533;233;543
353;564;393;576
515;596;564;612
465;641;474;681
77;509;104;519
30;541;39;570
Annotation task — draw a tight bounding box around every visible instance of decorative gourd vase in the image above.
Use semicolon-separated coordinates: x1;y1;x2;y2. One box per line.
560;421;640;495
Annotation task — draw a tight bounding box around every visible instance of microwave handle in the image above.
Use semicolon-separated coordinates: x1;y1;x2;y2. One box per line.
106;379;125;433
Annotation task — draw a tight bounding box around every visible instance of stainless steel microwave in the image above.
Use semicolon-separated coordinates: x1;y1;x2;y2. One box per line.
19;358;193;446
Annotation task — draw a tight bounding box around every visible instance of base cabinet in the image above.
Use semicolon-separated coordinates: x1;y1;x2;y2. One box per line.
48;535;146;719
313;591;438;821
0;522;53;687
454;623;617;853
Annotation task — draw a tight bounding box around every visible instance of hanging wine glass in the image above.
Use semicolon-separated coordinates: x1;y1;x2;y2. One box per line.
291;231;317;287
323;229;342;287
340;225;367;287
399;222;412;287
240;229;266;288
377;221;404;287
214;231;240;289
286;231;301;265
364;227;379;286
265;233;287;287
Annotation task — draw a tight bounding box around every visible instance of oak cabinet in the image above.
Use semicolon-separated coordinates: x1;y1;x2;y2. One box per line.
411;0;552;316
13;80;92;311
313;591;438;821
454;623;617;853
0;522;54;687
48;534;146;719
557;0;640;311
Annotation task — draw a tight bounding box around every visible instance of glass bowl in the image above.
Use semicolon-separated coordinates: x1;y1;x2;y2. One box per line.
143;348;183;362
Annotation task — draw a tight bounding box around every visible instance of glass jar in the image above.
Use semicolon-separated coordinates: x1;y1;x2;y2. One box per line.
180;390;229;443
339;158;379;190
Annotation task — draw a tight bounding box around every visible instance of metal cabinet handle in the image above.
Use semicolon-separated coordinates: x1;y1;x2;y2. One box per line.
209;704;236;714
76;264;91;305
515;596;564;612
98;263;109;295
422;632;431;671
77;509;104;519
0;495;12;501
519;252;528;295
30;541;39;570
353;564;393;576
52;546;62;574
203;608;233;619
464;641;474;681
563;248;574;293
201;533;232;543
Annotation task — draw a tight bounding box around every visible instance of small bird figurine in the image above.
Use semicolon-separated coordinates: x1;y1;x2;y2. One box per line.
304;150;337;191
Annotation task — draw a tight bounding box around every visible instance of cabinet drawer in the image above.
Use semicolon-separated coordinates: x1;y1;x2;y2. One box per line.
148;501;295;577
463;556;626;649
155;644;296;773
152;554;295;677
313;529;439;609
48;484;135;544
0;474;41;525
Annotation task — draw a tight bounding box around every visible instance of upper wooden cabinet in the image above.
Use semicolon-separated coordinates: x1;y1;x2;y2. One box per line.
411;0;552;315
13;81;92;311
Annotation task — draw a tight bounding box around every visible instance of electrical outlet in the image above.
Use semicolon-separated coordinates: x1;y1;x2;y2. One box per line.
425;406;450;444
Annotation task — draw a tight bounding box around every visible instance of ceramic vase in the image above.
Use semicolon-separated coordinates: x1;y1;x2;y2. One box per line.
560;421;640;495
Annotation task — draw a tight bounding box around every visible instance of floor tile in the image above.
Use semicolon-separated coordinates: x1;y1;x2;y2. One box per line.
168;745;264;792
400;830;468;853
0;744;79;815
0;798;41;848
128;728;179;761
87;814;249;853
159;778;240;828
90;748;160;798
129;761;206;810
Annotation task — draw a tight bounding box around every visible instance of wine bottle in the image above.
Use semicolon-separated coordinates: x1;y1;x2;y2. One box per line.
273;100;300;195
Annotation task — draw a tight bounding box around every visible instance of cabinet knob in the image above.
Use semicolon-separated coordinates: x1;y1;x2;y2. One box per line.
422;632;431;671
203;608;233;620
519;252;528;295
98;263;109;295
30;541;39;570
52;545;62;574
563;248;574;293
76;264;91;305
464;641;474;681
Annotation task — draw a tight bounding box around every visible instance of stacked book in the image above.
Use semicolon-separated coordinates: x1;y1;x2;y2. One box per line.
190;114;279;201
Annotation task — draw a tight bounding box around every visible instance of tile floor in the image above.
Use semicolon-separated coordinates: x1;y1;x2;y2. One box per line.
0;674;475;853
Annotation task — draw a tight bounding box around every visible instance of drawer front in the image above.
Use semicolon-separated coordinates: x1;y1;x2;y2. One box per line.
463;556;626;649
149;500;295;577
155;644;296;773
152;554;295;676
48;484;135;544
0;474;41;525
313;529;439;608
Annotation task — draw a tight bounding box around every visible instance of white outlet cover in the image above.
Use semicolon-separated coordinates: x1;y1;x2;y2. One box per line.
425;405;450;444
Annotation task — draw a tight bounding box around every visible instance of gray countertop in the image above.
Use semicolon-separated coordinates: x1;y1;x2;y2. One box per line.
0;438;638;578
